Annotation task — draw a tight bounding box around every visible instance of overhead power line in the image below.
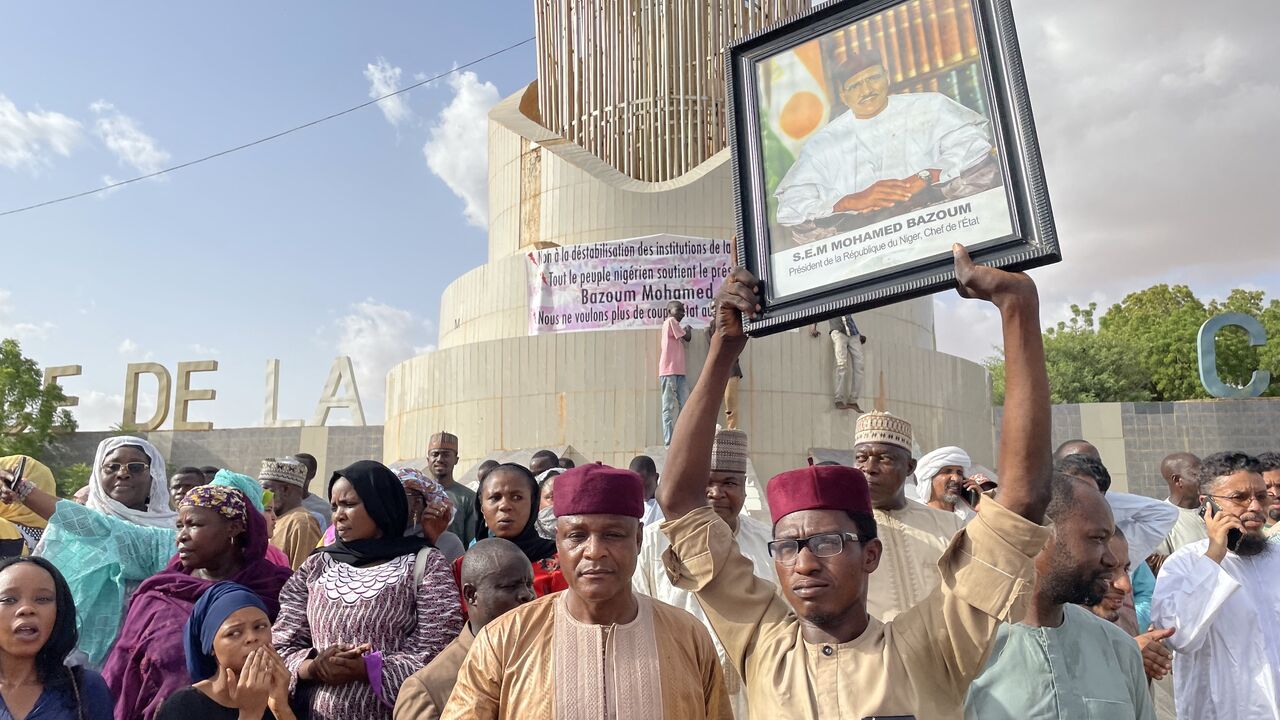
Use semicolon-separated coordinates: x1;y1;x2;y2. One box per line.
0;36;535;219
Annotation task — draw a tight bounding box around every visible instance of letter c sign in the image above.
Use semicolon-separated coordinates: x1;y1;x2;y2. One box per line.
1197;313;1271;398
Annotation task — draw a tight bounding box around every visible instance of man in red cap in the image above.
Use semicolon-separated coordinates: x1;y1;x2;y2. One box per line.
658;244;1053;719
444;464;731;720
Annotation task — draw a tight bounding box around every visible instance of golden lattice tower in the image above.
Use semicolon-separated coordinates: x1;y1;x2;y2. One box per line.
534;0;808;182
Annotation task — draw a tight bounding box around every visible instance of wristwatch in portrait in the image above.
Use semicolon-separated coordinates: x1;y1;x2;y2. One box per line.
916;170;933;186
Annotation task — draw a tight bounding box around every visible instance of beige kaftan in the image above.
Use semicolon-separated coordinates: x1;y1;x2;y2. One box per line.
443;592;731;720
270;506;323;571
661;499;1049;720
869;499;966;621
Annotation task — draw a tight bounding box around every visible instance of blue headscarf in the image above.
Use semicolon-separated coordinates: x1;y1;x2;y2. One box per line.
184;582;269;682
211;470;267;512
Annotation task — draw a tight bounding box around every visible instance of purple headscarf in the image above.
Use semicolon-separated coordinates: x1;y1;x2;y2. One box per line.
102;489;293;720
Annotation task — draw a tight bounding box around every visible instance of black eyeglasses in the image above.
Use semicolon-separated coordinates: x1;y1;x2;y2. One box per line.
102;462;149;476
768;532;860;566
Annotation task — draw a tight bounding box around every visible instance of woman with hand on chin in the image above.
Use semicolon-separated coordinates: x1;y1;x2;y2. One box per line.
156;582;295;720
0;556;112;720
272;461;460;720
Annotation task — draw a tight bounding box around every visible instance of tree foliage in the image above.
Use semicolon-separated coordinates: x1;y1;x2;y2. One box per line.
987;285;1278;404
0;339;77;457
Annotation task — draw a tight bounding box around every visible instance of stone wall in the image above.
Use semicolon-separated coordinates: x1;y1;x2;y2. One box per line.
999;398;1280;498
42;425;384;487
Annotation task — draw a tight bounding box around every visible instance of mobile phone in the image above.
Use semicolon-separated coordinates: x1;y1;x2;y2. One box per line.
3;456;25;491
1200;498;1244;551
962;487;980;508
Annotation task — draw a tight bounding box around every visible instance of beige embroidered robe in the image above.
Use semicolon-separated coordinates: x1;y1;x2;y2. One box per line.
443;592;731;720
394;624;474;720
271;506;323;571
869;498;966;621
661;499;1049;720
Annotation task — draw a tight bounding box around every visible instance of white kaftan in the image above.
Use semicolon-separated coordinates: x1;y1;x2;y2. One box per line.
1150;538;1280;720
774;93;992;226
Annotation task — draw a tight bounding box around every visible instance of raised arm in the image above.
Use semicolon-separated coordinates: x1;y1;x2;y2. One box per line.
0;469;58;520
658;269;758;519
955;244;1051;523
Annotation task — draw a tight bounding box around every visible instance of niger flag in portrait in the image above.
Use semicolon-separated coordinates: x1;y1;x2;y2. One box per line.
765;40;830;161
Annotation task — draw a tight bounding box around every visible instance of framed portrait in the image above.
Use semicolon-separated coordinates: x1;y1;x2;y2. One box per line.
728;0;1059;336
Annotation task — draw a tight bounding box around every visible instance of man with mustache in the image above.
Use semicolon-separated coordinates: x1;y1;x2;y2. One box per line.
965;472;1155;719
915;445;985;521
427;431;477;546
774;51;997;236
1259;451;1280;536
395;538;535;720
1151;451;1280;719
632;427;774;720
444;464;731;719
855;413;966;621
657;245;1052;719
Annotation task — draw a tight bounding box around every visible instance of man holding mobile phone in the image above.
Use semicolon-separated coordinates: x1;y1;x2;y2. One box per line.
1150;451;1280;719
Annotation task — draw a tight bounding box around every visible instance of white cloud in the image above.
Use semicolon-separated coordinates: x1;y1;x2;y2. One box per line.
335;300;434;408
936;1;1280;359
72;390;125;431
0;290;55;341
0;94;82;170
91;100;171;176
423;70;499;228
116;338;154;362
365;58;412;128
189;343;220;356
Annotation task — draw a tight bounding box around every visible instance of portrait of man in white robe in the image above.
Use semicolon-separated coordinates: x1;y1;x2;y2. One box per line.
772;50;1002;246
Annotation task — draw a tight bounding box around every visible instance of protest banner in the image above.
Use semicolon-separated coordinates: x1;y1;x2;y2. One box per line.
527;234;733;335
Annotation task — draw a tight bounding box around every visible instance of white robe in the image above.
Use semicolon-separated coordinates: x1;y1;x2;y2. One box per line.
634;513;775;720
1106;492;1179;570
1150;538;1280;720
775;92;992;226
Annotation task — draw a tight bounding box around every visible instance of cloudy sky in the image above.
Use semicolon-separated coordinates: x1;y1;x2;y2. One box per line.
2;1;1276;431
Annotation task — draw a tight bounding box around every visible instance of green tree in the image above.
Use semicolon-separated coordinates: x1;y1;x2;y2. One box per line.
55;462;91;498
986;304;1151;405
1098;285;1208;401
1205;289;1277;395
0;338;77;457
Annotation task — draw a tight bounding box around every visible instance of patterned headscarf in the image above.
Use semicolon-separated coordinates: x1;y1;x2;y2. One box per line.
179;485;249;527
396;467;455;524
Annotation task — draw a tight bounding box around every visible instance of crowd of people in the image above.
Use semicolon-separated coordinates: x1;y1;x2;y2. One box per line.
0;247;1273;719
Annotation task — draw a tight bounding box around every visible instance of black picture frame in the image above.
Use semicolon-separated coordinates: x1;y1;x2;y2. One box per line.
728;0;1058;336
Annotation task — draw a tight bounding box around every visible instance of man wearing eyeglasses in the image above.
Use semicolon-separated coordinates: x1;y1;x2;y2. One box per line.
1150;450;1280;720
657;245;1053;719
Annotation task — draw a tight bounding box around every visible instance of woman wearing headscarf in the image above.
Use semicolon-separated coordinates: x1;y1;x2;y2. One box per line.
452;463;566;600
156;582;295;720
0;556;113;720
103;485;293;720
1;438;175;666
272;460;461;720
4;459;282;667
396;467;465;563
0;455;59;551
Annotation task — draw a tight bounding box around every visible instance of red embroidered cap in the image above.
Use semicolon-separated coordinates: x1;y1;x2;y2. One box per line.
766;465;872;524
552;464;645;518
